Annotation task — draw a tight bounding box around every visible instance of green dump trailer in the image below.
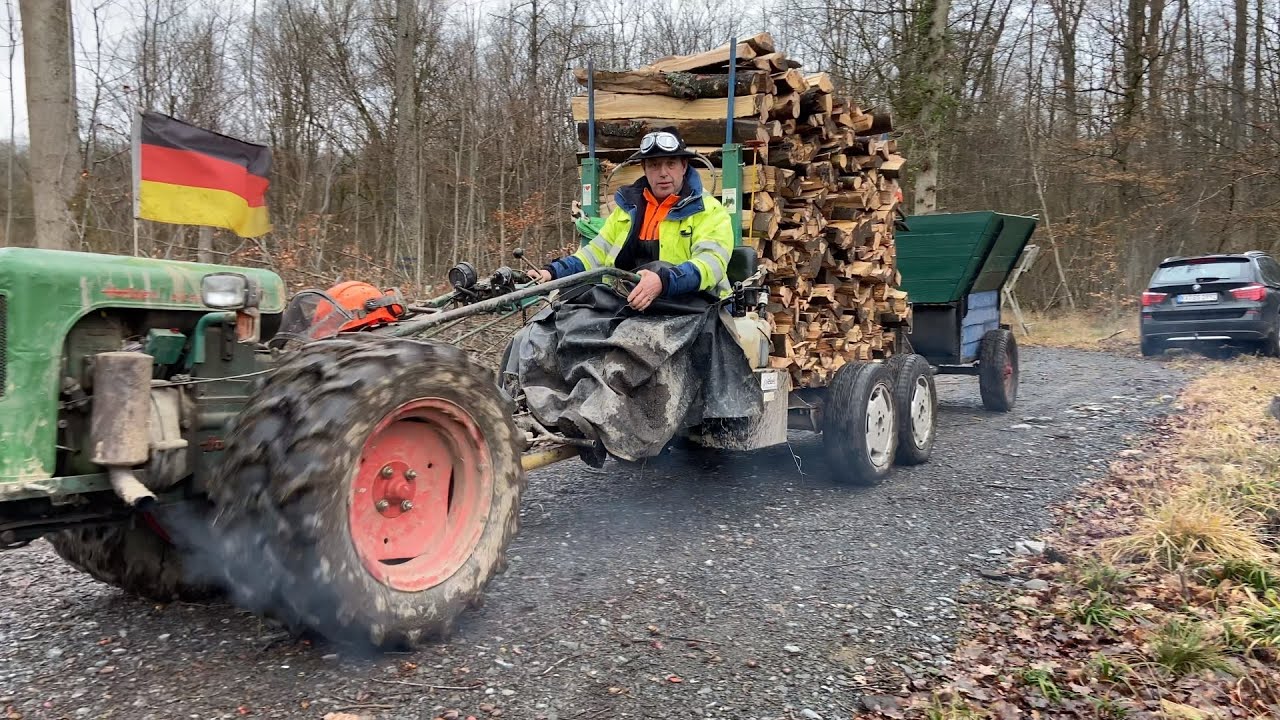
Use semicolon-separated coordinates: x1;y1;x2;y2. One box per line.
896;211;1039;412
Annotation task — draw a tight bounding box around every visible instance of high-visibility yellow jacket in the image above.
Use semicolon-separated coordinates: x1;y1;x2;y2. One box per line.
547;168;734;298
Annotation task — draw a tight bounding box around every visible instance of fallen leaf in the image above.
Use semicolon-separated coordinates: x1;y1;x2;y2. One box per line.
990;700;1022;720
666;675;683;683
1159;700;1208;719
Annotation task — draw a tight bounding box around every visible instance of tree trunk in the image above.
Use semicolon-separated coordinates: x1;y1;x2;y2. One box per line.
19;0;78;250
393;0;420;276
1229;0;1248;246
909;0;952;215
197;226;213;264
4;0;15;247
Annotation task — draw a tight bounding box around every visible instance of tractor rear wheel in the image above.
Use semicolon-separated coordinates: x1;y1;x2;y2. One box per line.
978;328;1019;412
822;362;898;485
47;510;219;602
199;335;524;648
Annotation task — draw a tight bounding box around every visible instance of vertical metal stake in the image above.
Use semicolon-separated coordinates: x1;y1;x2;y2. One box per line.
579;58;602;241
721;38;743;248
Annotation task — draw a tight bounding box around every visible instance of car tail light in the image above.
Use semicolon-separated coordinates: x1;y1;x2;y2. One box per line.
1141;291;1167;307
1230;284;1266;302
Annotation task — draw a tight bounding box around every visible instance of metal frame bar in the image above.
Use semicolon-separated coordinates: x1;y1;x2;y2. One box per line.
389;268;640;337
1001;244;1040;336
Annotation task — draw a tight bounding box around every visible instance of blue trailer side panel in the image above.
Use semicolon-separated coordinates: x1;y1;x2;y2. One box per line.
961;290;1000;362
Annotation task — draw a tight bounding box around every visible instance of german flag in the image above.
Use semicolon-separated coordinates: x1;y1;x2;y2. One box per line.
133;110;272;238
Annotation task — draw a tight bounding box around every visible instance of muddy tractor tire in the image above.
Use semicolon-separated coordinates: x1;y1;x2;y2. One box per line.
200;336;525;649
48;512;219;602
822;362;898;486
978;328;1019;412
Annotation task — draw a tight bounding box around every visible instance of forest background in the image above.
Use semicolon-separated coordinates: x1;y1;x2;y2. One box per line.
4;0;1279;310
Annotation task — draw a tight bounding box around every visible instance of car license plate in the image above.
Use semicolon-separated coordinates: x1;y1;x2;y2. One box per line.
1177;292;1218;303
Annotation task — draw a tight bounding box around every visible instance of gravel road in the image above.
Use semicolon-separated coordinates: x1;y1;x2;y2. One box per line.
0;347;1184;720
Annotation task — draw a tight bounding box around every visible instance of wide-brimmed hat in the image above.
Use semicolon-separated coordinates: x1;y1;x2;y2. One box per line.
624;129;698;164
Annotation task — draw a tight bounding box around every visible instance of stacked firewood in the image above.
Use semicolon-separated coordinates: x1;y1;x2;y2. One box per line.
572;33;909;388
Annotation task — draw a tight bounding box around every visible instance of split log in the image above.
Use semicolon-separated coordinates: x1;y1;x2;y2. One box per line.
573;68;774;98
571;92;770;122
800;88;833;115
645;33;775;73
772;68;808;93
863;110;894;135
576;118;773;149
804;72;835;93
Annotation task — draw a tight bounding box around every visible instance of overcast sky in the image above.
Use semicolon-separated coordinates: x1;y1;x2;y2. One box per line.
2;0;262;144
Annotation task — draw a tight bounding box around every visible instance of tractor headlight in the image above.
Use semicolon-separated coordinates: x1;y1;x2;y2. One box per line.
448;262;479;290
201;272;260;310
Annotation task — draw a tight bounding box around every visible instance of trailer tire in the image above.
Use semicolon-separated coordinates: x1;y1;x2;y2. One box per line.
822;362;898;486
979;329;1019;412
198;335;524;649
48;511;219;602
889;354;936;465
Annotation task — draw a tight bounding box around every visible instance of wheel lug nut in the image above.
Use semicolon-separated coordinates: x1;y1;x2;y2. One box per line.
375;499;389;511
405;469;418;480
400;500;414;511
380;465;393;478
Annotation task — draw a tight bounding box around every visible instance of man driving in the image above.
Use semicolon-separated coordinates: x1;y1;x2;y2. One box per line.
528;129;734;310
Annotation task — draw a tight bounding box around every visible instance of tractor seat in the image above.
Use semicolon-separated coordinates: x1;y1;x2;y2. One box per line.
727;246;757;285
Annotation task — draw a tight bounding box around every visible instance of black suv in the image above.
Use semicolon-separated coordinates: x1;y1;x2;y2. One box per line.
1140;251;1280;357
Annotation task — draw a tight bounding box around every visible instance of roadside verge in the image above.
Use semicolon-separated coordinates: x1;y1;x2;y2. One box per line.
865;355;1280;719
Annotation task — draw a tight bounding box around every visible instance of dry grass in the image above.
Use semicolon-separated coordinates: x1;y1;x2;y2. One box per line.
887;354;1280;718
1105;357;1280;571
1104;493;1275;569
1018;310;1139;352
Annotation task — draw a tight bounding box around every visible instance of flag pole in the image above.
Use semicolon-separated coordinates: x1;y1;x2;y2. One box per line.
130;105;141;256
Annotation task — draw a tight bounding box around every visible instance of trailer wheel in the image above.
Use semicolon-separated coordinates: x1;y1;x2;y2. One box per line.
889;354;936;465
979;328;1019;411
822;362;898;485
199;335;524;649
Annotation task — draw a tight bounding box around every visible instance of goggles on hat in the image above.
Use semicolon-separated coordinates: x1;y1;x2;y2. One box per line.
640;131;680;152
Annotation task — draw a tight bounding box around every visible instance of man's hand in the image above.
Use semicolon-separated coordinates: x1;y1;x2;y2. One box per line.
627;269;663;311
526;268;552;283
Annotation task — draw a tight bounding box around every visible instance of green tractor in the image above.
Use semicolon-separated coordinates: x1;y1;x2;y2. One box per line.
0;247;535;647
0;232;936;648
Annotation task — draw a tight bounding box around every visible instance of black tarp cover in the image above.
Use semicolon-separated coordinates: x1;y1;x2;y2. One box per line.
501;283;763;461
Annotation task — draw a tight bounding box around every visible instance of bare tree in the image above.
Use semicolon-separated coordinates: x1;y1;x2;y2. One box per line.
19;0;78;249
906;0;953;214
394;0;422;286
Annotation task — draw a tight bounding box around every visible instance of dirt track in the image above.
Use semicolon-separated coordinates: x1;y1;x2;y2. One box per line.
0;347;1184;720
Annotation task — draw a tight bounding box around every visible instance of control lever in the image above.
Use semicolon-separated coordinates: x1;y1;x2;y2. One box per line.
512;248;544;279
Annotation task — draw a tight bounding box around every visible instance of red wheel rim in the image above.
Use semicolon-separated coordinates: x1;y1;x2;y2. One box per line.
348;398;493;592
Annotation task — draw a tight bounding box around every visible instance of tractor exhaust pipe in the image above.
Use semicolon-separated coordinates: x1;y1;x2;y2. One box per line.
90;352;157;509
107;467;156;510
